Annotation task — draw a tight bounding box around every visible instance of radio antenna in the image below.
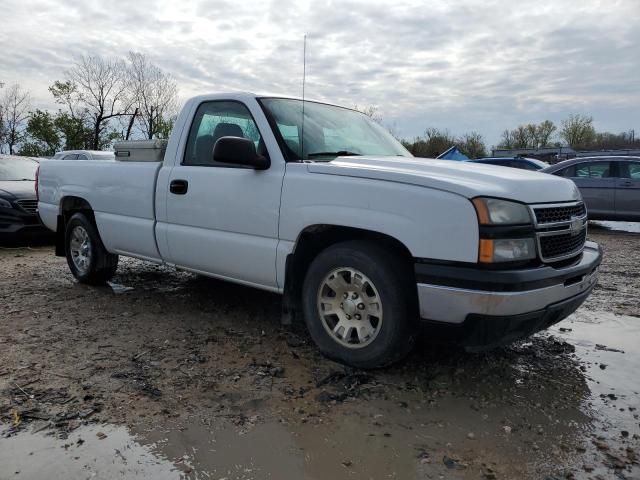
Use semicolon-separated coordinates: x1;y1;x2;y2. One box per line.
301;34;307;161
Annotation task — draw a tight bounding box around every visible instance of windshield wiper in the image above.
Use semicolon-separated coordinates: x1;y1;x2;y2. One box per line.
307;151;361;158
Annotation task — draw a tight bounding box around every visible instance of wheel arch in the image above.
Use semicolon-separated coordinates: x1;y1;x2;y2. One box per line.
54;196;96;256
282;224;415;323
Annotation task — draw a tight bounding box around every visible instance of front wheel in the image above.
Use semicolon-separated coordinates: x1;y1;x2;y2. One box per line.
65;213;118;285
302;240;418;369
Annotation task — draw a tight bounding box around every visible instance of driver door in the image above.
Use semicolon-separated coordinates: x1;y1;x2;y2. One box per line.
163;100;284;289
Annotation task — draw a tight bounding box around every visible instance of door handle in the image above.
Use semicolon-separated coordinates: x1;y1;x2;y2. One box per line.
620;181;633;187
170;179;189;195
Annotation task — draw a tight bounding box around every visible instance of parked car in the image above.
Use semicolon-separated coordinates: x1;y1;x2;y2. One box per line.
467;157;549;170
0;155;45;236
542;156;640;221
52;150;115;160
37;92;601;368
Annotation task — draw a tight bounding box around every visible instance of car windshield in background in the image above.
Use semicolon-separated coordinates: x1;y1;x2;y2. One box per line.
0;157;38;181
259;98;411;161
528;158;549;169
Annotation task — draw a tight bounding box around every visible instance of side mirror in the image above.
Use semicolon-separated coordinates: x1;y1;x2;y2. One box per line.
212;136;270;170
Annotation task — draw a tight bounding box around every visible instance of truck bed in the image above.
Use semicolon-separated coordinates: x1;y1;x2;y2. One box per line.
38;159;163;261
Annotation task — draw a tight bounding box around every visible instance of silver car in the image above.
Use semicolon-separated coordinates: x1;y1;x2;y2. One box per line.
542;156;640;221
52;150;115;160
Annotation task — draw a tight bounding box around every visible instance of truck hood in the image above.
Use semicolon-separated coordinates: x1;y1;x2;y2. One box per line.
306;156;581;204
0;180;37;200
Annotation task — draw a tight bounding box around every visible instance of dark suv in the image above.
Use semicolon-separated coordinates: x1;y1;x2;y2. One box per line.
0;155;44;236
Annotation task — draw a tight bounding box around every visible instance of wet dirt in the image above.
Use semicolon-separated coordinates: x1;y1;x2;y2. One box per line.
1;227;639;479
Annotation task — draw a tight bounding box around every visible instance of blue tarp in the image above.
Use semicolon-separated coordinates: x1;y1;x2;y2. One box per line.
436;146;469;161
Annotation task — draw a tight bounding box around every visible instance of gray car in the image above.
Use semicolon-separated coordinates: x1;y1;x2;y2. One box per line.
542;156;640;221
52;150;115;160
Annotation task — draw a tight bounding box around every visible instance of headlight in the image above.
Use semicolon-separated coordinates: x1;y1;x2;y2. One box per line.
472;197;532;225
0;198;12;209
479;238;536;263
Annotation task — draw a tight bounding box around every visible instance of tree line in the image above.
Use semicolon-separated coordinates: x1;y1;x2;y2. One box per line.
496;115;639;152
378;115;639;159
0;52;178;156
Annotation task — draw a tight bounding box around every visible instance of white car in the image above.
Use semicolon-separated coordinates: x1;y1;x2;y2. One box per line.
52;150;115;160
36;92;601;368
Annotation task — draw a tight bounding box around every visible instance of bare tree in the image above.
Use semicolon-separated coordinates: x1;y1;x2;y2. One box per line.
402;128;487;159
0;103;4;154
535;120;556;147
458;132;487;159
354;104;382;124
512;125;532;149
127;52;178;139
498;121;557;149
56;55;133;149
499;129;514;149
560;114;596;149
0;83;31;154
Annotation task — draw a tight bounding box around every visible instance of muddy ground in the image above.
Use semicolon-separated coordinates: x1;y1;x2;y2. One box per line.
0;223;639;479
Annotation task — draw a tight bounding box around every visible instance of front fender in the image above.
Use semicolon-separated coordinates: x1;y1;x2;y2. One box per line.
279;164;479;262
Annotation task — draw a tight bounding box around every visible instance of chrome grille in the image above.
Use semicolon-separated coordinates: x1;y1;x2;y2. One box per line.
530;201;587;262
534;203;586;224
16;199;38;214
540;230;586;260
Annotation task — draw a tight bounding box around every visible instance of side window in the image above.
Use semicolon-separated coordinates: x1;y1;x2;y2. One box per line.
555;165;576;177
619;162;640;180
62;154;78;160
183;101;263;166
76;154;89;160
575;162;611;178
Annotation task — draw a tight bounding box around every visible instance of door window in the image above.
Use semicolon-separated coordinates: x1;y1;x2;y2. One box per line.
619;162;640;179
62;154;78;160
555;165;576;177
575;162;611;178
76;154;89;160
183;101;264;166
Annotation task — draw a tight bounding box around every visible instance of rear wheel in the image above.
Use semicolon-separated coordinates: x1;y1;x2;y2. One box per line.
302;240;417;369
65;213;118;285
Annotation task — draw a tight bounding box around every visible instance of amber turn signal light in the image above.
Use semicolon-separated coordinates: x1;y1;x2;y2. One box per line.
479;239;494;263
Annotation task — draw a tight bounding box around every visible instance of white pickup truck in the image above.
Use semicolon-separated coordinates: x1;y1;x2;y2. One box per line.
37;92;601;368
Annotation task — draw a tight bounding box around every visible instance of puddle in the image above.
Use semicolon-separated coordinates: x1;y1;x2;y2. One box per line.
552;311;640;428
135;420;305;479
590;220;640;234
0;424;180;479
107;281;135;294
1;418;426;480
550;310;640;477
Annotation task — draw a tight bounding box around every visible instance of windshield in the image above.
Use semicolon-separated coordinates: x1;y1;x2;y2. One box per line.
259;98;411;161
0;157;38;181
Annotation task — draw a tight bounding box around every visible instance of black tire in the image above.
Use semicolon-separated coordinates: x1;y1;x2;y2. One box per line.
302;240;418;369
65;212;118;285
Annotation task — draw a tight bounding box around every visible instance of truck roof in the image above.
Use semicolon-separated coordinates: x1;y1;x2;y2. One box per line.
187;91;347;109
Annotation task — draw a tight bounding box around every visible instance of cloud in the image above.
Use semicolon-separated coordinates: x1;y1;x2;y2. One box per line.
0;0;638;145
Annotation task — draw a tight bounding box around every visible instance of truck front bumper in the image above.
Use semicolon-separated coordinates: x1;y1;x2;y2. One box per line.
415;241;602;349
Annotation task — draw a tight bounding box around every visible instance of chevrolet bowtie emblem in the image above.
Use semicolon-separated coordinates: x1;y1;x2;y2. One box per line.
569;216;583;235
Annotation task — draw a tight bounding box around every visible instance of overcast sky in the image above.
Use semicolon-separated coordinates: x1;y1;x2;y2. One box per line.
1;0;638;146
